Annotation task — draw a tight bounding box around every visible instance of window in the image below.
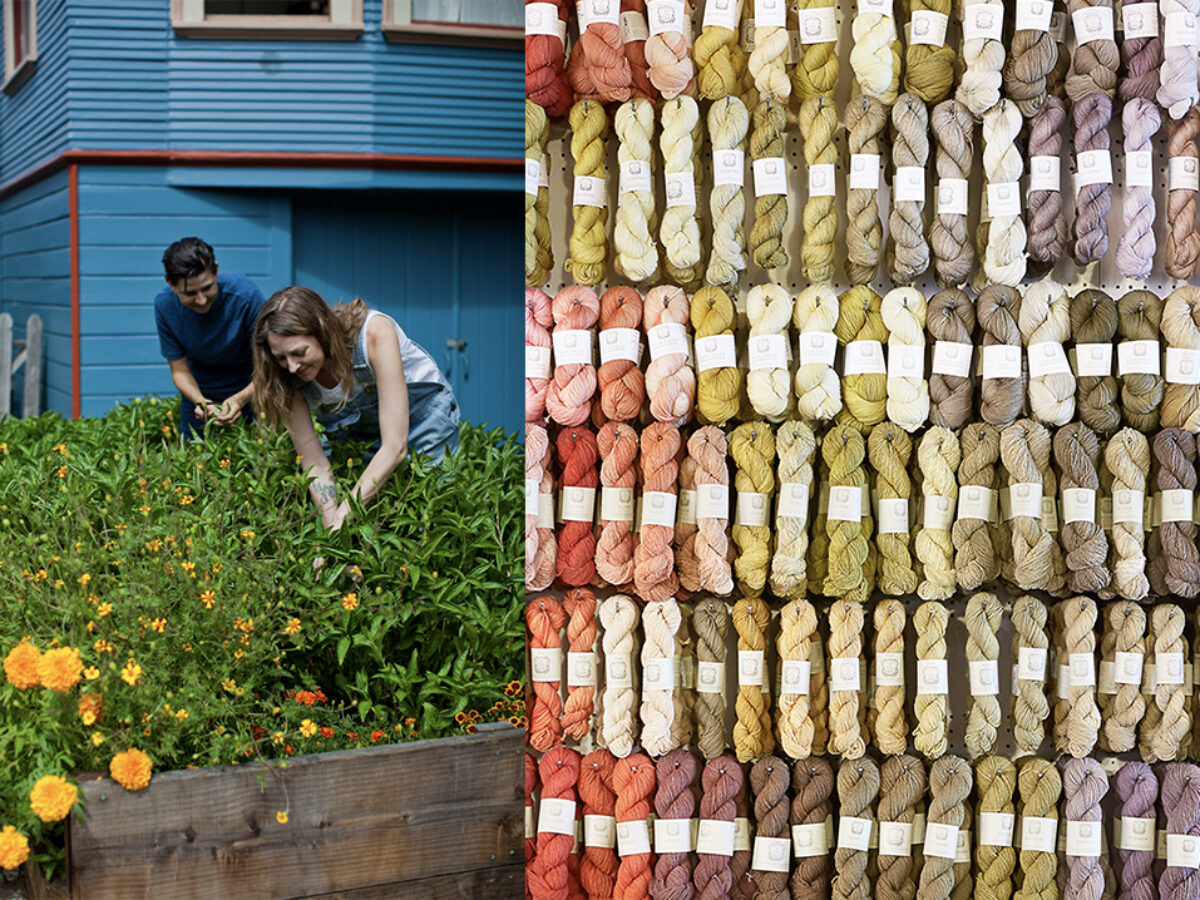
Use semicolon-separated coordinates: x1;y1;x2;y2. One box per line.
3;0;36;94
383;0;521;47
170;0;363;40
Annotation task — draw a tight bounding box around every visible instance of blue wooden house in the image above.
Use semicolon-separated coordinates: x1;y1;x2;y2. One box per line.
0;0;523;433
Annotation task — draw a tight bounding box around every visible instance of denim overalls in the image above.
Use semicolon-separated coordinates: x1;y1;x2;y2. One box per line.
299;311;460;461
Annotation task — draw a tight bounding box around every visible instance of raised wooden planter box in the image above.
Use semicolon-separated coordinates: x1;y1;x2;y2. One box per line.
66;724;523;900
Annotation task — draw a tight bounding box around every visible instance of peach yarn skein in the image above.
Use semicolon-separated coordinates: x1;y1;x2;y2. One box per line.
546;286;600;427
613;753;656;900
567;4;633;102
526;424;555;590
634;422;681;603
528;747;581;900
556;426;599;587
596;422;639;587
579;750;620;899
690;425;734;595
620;0;659;101
525;0;571;119
562;588;598;742
645;0;696;99
527;595;567;752
526;288;554;423
644;285;695;427
598;286;645;422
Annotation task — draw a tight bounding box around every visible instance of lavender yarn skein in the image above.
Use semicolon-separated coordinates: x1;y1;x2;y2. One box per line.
1116;98;1160;280
1115;762;1157;900
1072;94;1112;265
1026;97;1068;267
1159;763;1200;900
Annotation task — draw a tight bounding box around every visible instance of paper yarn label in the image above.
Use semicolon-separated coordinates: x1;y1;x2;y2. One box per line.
568;652;598;687
641;491;677;528
736;491;769;527
877;498;910;534
1075;150;1114;189
702;0;740;29
876;652;905;687
894;166;927;202
888;342;924;381
696;483;730;521
1070;652;1096;688
753;157;788;196
830;656;861;692
1118;816;1156;852
739;650;764;687
617;819;651;856
642;656;674;694
1171;156;1200;192
1020;816;1057;852
655;817;694;853
838;816;873;851
933;341;972;377
1167;833;1200;868
1062;488;1097;524
849;153;881;190
553;329;594;366
909;8;949;43
1122;1;1158;36
697;819;736;856
1028;155;1061;192
970;660;1000;696
808;163;837;197
1015;0;1054;30
878;821;914;856
664;171;696;209
844;340;886;375
924;822;959;859
749;334;789;371
980;813;1016;847
1018;646;1048;681
1114;651;1145;685
1009;483;1043;519
754;0;787;27
957;486;997;522
530;646;563;683
963;2;1004;39
937;178;969;215
923;495;955;531
1028;341;1071;377
1158;651;1185;685
1066;820;1103;857
781;659;811;696
585;814;617;849
1119;340;1161;375
574;175;607;208
917;659;948;695
607;652;634;689
712;148;745;188
1161;488;1194;523
793;822;829;857
799;331;837;367
696;660;725;695
987;181;1022;217
798;5;837;42
1072;5;1114;42
695;334;737;372
827;485;864;522
599;327;640;366
982;344;1021;379
752;835;791;872
1074;343;1113;377
1164;9;1199;46
525;345;551;381
777;482;810;523
539;797;577;836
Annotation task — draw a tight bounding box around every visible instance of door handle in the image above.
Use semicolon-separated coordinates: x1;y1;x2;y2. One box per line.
443;338;467;379
445;338;468;351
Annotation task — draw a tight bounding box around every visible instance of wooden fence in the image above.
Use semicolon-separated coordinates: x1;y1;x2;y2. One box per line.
67;723;524;899
0;312;42;418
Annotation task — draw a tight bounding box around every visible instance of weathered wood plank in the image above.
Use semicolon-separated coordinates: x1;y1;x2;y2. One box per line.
23;314;43;418
0;313;12;418
68;725;524;900
301;862;524;900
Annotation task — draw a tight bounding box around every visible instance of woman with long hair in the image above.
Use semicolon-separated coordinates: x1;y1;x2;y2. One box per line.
252;286;460;529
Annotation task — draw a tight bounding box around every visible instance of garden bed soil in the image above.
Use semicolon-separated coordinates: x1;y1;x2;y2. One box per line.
66;724;523;900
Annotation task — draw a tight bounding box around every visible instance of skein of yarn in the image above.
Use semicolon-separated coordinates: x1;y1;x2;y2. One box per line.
613;752;656;900
917;427;961;600
808;453;832;594
771;420;817;599
823;425;871;602
528;595;567;754
1020;280;1075;426
651;749;697;897
871;599;908;756
1055;423;1110;594
777;599;818;759
612;100;660;284
633;422;680;603
556;426;600;587
1062;757;1107;900
659;96;704;289
690;425;734;596
620;0;658;101
1001;419;1058;593
1060;595;1101;757
565;100;610;286
1002;0;1056;116
1116;290;1164;431
597;287;645;423
562;588;598;742
1152;429;1200;599
882;287;930;431
694;0;741;100
869;423;918;597
640;599;681;758
1116;98;1160;280
529;747;581;900
1114;762;1156;900
1118;0;1160;103
927;287;976;429
1099;601;1147;752
705;95;750;289
692;284;742;426
1158;762;1200;900
978;285;1026;429
809;633;830;753
749;99;790;271
732;598;772;763
525;751;539;876
1011;595;1051;755
876;755;925;892
746;284;794;420
567;0;632;102
1070;289;1120;436
547;286;601;427
1156;0;1200;117
1025;97;1069;269
1162;286;1200;430
844;96;888;284
600;595;639;758
887;95;931;284
794;285;844;422
526;425;553;591
525;0;572;118
832;757;880;900
1014;759;1061;900
579;749;620;899
849;0;901;105
982;99;1027;286
973;755;1017;896
904;0;957;103
643;284;695;426
693;599;730;760
729;421;777;596
791;757;835;900
694;755;741;898
799;95;840;283
954;423;1001;590
644;0;695;99
525;102;553;288
929;99;975;287
596;422;639;588
964;593;1003;760
917;755;972;900
1165;108;1200;279
748;1;792;104
526;289;554;424
749;756;791;898
914;601;951;760
1070;93;1114;265
1150;603;1191;760
836;285;888;433
828;599;867;759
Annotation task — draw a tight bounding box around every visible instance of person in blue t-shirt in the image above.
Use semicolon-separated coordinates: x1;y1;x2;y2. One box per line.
153;237;267;439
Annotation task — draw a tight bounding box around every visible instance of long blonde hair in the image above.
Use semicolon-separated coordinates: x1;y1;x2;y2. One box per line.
252;286;370;429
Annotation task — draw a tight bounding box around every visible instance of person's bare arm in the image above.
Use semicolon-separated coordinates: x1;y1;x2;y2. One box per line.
347;317;410;506
287;393;342;528
168;357;218;422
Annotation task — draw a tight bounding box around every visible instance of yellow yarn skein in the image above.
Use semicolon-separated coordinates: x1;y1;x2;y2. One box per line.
799;97;839;284
835;285;888;433
822;424;870;602
524;100;551;287
729;421;777;597
565;99;609;287
904;0;957;103
692;285;742;426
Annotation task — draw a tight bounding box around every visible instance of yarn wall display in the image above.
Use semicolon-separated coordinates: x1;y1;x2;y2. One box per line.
525;2;1200;892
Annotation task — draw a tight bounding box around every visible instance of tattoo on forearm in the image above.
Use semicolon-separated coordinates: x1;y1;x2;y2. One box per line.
315;482;337;506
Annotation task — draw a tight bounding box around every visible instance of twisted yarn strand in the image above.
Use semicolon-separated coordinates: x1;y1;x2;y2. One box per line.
1001;419;1059;593
904;0;957;103
929;100;975;287
771;420;816;598
693;599;730;760
525;101;552;287
917;427;960;599
1012;595;1051;755
1150;603;1190;761
565;100;609;286
746;284;794;420
1166;107;1200;279
1162;287;1200;430
958;0;1004;116
1114;762;1156;900
659;96;703;287
562;588;598;742
650;749;697;898
870;423;918;596
1025;98;1069;267
832;757;880;900
836;286;888;434
598;287;646;422
800;96;839;283
579;750;620;899
692;285;741;426
1002;5;1057;116
1100;601;1147;752
823;425;871;601
645;1;695;99
777;599;818;758
1061;596;1101;757
750;100;790;270
877;755;925;899
790;758;835;900
1062;758;1107;900
613;753;656;900
1157;0;1200;117
640;598;682;758
1014;759;1061;900
633;422;680;603
979;285;1026;429
749;756;791;899
1070;289;1120;436
974;756;1018;899
644;285;694;426
887;95;932;284
1070;94;1113;265
873;599;909;755
844;96;888;284
1054;423;1110;594
596;422;639;587
529;747;581;900
1021;279;1076;427
927;287;976;429
705;95;749;288
528;595;567;753
965;593;1003;760
829;599;867;759
1116;98;1160;280
914;601;951;759
1117;291;1163;431
694;6;739;100
690;426;734;595
1153;429;1200;598
694;755;741;900
954;423;1001;590
729;421;776;596
850;0;901;105
794;285;844;421
982;100;1027;285
732;598;772;763
917;756;972;900
527;424;555;590
883;287;930;430
613;100;660;283
547;286;601;427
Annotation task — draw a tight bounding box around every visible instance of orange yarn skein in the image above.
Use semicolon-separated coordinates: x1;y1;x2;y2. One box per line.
529;747;582;900
596;422;639;588
557;426;600;587
621;0;659;100
525;0;572;118
598;286;645;422
634;422;682;603
527;595;567;753
562;588;598;742
526;751;539;880
613;753;657;900
579;749;620;899
547;286;601;427
527;287;554;423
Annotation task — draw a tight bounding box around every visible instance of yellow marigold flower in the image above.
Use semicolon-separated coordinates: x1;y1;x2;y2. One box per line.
78;573;91;586
3;643;41;690
84;666;99;680
341;592;358;612
110;748;152;791
222;678;236;693
150;618;166;633
175;708;188;720
0;443;7;454
285;618;302;635
272;732;284;745
33;569;46;582
78;694;103;727
93;639;113;654
29;776;78;823
241;529;255;539
97;603;113;617
233;649;244;660
276;811;288;824
91;732;105;747
182;643;192;653
179;494;194;506
38;647;83;692
220;458;230;468
54;466;67;478
300;720;317;738
145;539;162;552
0;825;30;870
120;659;142;687
199;590;216;609
211;562;222;574
139;505;151;515
181;561;195;573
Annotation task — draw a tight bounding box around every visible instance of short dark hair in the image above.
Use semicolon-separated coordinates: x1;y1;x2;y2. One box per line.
162;238;216;284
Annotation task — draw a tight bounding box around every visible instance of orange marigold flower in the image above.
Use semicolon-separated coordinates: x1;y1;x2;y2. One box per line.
3;643;41;690
341;592;358;612
300;720;317;738
0;825;30;870
179;495;194;506
285;618;301;635
109;748;152;791
78;694;103;727
39;647;83;692
283;743;295;756
369;730;385;743
150;618;166;633
77;573;91;586
199;590;216;609
54;466;67;478
93;639;113;654
91;732;105;747
220;458;230;468
346;732;359;741
97;603;113;617
276;810;288;824
144;539;162;553
120;659;142;687
319;726;334;739
29;776;78;823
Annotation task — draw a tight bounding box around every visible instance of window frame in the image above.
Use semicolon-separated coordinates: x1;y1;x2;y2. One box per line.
3;0;37;95
381;0;521;48
169;0;365;41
